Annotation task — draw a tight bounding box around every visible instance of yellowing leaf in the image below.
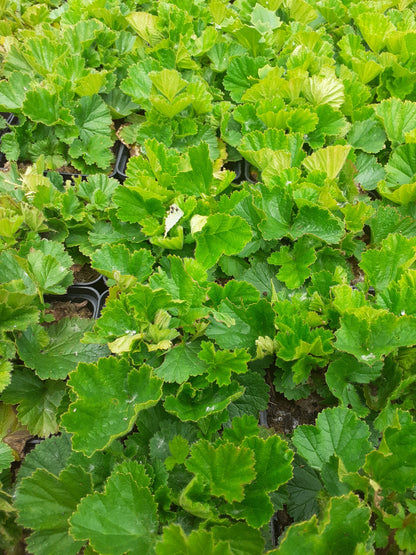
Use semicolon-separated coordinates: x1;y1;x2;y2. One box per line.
126;12;162;45
303;75;345;109
303;145;351;179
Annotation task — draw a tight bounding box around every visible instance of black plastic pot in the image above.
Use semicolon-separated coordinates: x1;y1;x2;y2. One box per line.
0;113;14;136
113;142;129;182
258;409;278;548
44;285;101;320
244;160;260;183
225;160;244;183
98;289;109;318
73;272;108;295
44;141;128;183
24;437;43;454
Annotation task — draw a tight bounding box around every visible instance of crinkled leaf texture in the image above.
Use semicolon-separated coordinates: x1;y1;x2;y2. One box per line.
292;407;371;473
206;298;275;355
223;435;294;527
91;244;155;282
164;381;244;422
364;410;416;492
15;465;92;555
70;462;158;555
185;440;256;503
278;493;371;554
16;319;109;380
194;214;252;269
156;522;264;555
335;308;416;364
62;358;163;456
359;233;416;291
1;368;66;437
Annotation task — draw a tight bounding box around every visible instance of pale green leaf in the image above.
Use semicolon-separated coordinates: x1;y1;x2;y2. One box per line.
375;98;416;145
303;145;351;179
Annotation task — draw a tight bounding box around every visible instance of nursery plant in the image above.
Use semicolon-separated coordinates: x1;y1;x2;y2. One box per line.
1;0;416;553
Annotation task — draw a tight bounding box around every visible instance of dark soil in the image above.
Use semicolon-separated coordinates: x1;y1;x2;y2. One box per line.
44;300;92;323
71;263;100;284
266;389;323;435
264;375;325;547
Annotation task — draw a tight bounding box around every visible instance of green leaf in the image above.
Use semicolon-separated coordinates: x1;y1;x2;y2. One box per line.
303;76;345;109
72;94;111;144
155;342;208;383
149;255;209;326
354;152;386;191
340;202;375;233
22;89;74;126
278;493;371;554
62;359;162;456
91;244;155;282
17;319;109;380
347;118;386;154
212;522;264;554
70;463;158;555
174;143;213;197
165;436;190;471
156;524;233;555
193;214;252;269
287;461;323;521
292;407;371;472
335;308;416;364
375;98;416;145
17;434;72;485
268;237;316;289
369;206;416;246
0;303;39;334
364;411;416;492
185;440;256;502
253;183;293;241
0;441;13;473
126;12;162;45
303;145;351;179
326;354;383;417
120;63;153;106
164;381;244;422
0;72;31;111
198;342;250;386
251;4;282;32
355;13;396;53
377;270;416;316
384;143;416;187
1;369;66;437
24;247;73;295
15;465;93;555
242;435;293;493
291;204;344;244
359;234;416;290
206;299;275;355
223;56;265;103
77;175;119;208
